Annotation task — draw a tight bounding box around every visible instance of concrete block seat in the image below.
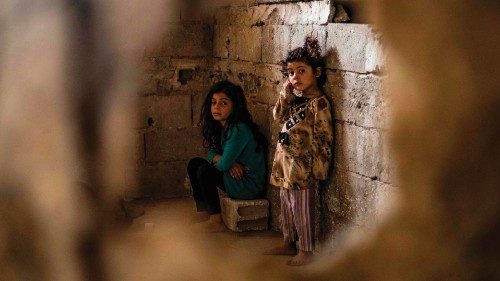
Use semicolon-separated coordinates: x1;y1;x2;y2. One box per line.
218;189;269;232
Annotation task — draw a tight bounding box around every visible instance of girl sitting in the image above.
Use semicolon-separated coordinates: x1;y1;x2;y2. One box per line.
187;80;267;232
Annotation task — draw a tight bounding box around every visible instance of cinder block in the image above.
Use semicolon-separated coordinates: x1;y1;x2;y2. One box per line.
219;192;269;232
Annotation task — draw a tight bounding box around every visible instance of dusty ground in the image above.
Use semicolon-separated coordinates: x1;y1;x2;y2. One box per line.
127;197;313;272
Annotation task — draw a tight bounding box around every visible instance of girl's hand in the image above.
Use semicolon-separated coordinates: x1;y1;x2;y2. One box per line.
212;154;221;164
229;162;247;180
283;79;294;95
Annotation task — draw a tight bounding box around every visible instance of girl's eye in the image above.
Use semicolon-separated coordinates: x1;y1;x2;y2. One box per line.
221;102;227;106
299;69;305;74
288;71;294;77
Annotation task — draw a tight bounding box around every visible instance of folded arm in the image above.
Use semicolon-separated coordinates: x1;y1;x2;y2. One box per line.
208;125;250;172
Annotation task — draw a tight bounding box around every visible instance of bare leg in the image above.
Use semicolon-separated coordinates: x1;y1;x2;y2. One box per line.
263;241;297;256
287;250;313;266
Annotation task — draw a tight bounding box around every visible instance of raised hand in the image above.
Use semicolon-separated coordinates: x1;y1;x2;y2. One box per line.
283;78;294;95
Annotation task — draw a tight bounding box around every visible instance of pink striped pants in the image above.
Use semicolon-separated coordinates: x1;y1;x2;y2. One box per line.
279;188;316;252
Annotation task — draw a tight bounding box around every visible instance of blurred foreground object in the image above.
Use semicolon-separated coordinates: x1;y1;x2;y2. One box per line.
293;1;500;280
0;0;498;280
0;0;168;280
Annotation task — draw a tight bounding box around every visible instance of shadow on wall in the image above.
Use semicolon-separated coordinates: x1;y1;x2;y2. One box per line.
135;0;217;201
292;1;500;280
317;47;354;250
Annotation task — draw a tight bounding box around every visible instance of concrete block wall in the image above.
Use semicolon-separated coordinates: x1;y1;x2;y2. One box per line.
135;4;213;199
135;0;397;249
209;0;397;249
220;194;269;232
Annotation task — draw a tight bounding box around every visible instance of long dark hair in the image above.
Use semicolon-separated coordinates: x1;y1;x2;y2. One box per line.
200;80;268;154
281;36;327;88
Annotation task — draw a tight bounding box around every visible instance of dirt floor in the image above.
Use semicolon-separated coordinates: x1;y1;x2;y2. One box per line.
127;197;316;273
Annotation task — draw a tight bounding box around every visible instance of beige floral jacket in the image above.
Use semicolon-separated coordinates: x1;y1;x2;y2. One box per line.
270;90;334;190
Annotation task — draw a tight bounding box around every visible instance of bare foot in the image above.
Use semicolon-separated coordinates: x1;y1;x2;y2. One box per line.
263;242;297;256
287;250;313;266
192;214;226;232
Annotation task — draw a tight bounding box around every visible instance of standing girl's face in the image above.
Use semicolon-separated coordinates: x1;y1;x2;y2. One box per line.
211;92;233;126
286;61;319;96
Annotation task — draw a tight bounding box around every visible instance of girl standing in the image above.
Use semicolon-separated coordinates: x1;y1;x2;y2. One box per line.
187;80;267;232
266;37;333;265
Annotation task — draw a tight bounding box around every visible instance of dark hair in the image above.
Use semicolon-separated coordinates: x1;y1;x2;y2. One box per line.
280;37;327;88
200;80;268;155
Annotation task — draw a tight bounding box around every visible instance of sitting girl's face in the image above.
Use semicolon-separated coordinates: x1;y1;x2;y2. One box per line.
211;92;233;126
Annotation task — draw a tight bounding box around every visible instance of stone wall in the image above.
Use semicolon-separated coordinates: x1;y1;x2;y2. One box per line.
134;4;214;199
137;0;397;249
209;0;396;248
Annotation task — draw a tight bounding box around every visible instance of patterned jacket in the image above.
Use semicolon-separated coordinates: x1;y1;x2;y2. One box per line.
270;90;334;190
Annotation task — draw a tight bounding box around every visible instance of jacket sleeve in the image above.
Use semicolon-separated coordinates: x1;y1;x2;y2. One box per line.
207;150;217;164
273;89;296;123
311;97;334;180
214;125;250;171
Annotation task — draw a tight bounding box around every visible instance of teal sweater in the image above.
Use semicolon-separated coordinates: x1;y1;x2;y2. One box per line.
207;122;266;199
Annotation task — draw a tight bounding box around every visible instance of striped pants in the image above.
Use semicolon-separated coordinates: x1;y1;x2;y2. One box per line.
280;187;316;252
